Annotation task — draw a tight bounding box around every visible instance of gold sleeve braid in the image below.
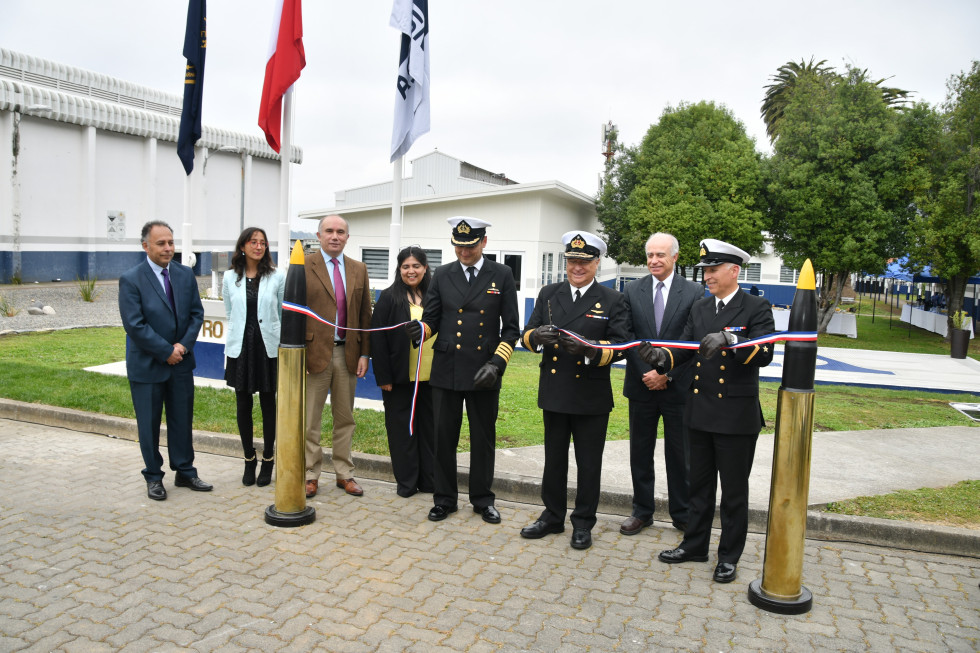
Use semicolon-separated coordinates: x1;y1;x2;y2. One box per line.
663;347;674;372
495;341;515;363
596;341;614;367
742;344;760;364
422;323;432;340
521;330;535;351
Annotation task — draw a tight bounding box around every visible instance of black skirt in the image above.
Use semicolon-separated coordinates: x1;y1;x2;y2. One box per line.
225;277;277;394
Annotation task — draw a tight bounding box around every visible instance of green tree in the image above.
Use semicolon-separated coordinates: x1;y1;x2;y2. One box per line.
765;66;910;332
597;101;765;268
906;61;980;335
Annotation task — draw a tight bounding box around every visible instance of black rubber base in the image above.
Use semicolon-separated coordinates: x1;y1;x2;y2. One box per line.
264;504;316;527
748;579;813;615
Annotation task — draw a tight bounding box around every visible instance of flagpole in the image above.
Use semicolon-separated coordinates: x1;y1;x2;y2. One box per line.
278;86;295;271
388;156;404;285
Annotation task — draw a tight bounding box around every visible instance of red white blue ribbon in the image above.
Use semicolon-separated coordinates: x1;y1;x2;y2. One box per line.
557;328;818;350
283;301;427;435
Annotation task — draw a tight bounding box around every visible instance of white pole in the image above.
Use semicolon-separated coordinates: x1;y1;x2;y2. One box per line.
182;148;196;270
278;87;295;271
388;156;404;285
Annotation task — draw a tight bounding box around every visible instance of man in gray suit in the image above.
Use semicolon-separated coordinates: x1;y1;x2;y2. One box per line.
620;232;701;535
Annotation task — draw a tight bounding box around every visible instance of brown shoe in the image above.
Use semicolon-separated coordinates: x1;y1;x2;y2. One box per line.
305;479;318;498
336;478;363;496
620;516;653;535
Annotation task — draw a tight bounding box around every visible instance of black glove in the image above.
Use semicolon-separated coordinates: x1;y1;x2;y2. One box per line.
405;320;422;342
531;324;560;348
472;362;500;389
637;343;668;372
699;331;733;359
559;334;598;360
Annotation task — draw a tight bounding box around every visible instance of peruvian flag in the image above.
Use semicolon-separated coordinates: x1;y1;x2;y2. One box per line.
258;0;306;153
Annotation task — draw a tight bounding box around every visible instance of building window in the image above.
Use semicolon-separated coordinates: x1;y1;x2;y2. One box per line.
738;263;761;283
779;265;799;284
541;252;553;286
362;248;388;279
424;249;442;267
556;254;567;282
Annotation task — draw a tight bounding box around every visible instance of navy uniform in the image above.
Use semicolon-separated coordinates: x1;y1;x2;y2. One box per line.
415;217;520;523
519;232;629;550
640;239;774;583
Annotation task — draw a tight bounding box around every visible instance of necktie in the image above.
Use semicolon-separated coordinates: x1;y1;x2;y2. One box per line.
467;266;477;284
574;288;581;302
653;281;665;334
161;268;176;313
332;258;347;339
717;300;725;315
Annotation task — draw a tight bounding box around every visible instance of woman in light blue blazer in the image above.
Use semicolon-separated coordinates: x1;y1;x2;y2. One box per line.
223;227;285;487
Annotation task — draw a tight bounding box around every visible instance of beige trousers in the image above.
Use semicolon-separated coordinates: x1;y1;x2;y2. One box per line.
304;344;357;481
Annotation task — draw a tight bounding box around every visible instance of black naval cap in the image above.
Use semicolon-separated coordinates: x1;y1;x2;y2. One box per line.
695;238;750;267
448;216;490;247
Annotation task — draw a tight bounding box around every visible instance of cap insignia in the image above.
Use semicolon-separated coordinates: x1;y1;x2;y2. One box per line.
457;222;471;234
571;236;586;250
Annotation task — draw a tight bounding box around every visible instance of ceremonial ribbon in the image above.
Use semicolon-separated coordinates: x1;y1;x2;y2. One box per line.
283;301;819;436
283;301;427;435
557;328;818;350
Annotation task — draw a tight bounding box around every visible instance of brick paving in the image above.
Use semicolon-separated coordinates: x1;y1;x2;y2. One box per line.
1;419;977;652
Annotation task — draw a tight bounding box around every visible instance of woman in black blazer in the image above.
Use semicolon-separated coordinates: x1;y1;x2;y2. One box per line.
370;246;437;497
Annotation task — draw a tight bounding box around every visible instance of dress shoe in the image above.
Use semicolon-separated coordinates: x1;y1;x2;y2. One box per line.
474;505;501;524
174;475;213;492
336;478;364;496
428;505;458;522
713;562;737;583
146;480;167;501
658;547;709;564
570;528;592;550
620;516;653;536
520;520;564;539
672;521;687;532
305;479;318;498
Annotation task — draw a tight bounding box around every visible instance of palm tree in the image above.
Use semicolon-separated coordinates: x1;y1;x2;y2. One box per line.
761;58;911;143
761;58;832;144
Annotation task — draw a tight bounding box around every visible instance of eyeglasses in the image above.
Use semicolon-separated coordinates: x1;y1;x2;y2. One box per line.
248;240;267;248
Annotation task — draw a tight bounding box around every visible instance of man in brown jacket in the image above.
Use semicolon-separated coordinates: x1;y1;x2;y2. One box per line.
304;215;373;498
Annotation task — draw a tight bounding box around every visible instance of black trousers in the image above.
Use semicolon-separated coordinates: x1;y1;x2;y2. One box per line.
382;382;435;496
431;387;498;509
627;397;690;524
539;410;609;531
680;427;758;564
129;369;197;482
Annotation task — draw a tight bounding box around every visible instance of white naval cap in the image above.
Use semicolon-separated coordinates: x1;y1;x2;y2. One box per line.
447;216;491;246
695;238;750;267
561;231;607;260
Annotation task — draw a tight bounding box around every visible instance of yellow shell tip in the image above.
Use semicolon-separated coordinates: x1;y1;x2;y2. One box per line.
289;240;305;265
797;259;815;290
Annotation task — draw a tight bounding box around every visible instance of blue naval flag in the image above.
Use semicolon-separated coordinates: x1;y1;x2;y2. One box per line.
390;0;429;162
177;0;207;175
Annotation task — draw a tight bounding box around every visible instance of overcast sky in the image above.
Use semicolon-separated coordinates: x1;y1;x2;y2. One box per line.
3;1;979;229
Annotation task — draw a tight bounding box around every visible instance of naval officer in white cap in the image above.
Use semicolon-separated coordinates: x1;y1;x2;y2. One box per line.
519;231;629;550
638;238;775;583
407;217;520;525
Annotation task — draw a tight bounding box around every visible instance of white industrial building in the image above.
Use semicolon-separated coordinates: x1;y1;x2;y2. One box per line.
0;48;300;284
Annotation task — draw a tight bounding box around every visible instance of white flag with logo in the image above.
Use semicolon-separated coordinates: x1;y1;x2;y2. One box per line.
390;0;429;162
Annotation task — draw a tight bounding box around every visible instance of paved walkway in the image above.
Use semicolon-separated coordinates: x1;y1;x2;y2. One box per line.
1;419;978;652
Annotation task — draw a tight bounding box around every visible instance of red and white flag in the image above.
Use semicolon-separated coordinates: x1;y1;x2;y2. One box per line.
258;0;306;153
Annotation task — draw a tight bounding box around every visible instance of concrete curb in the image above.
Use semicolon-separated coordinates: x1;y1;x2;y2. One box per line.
2;397;977;559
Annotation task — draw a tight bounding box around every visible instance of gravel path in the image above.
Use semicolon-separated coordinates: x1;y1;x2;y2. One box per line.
0;278;215;334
